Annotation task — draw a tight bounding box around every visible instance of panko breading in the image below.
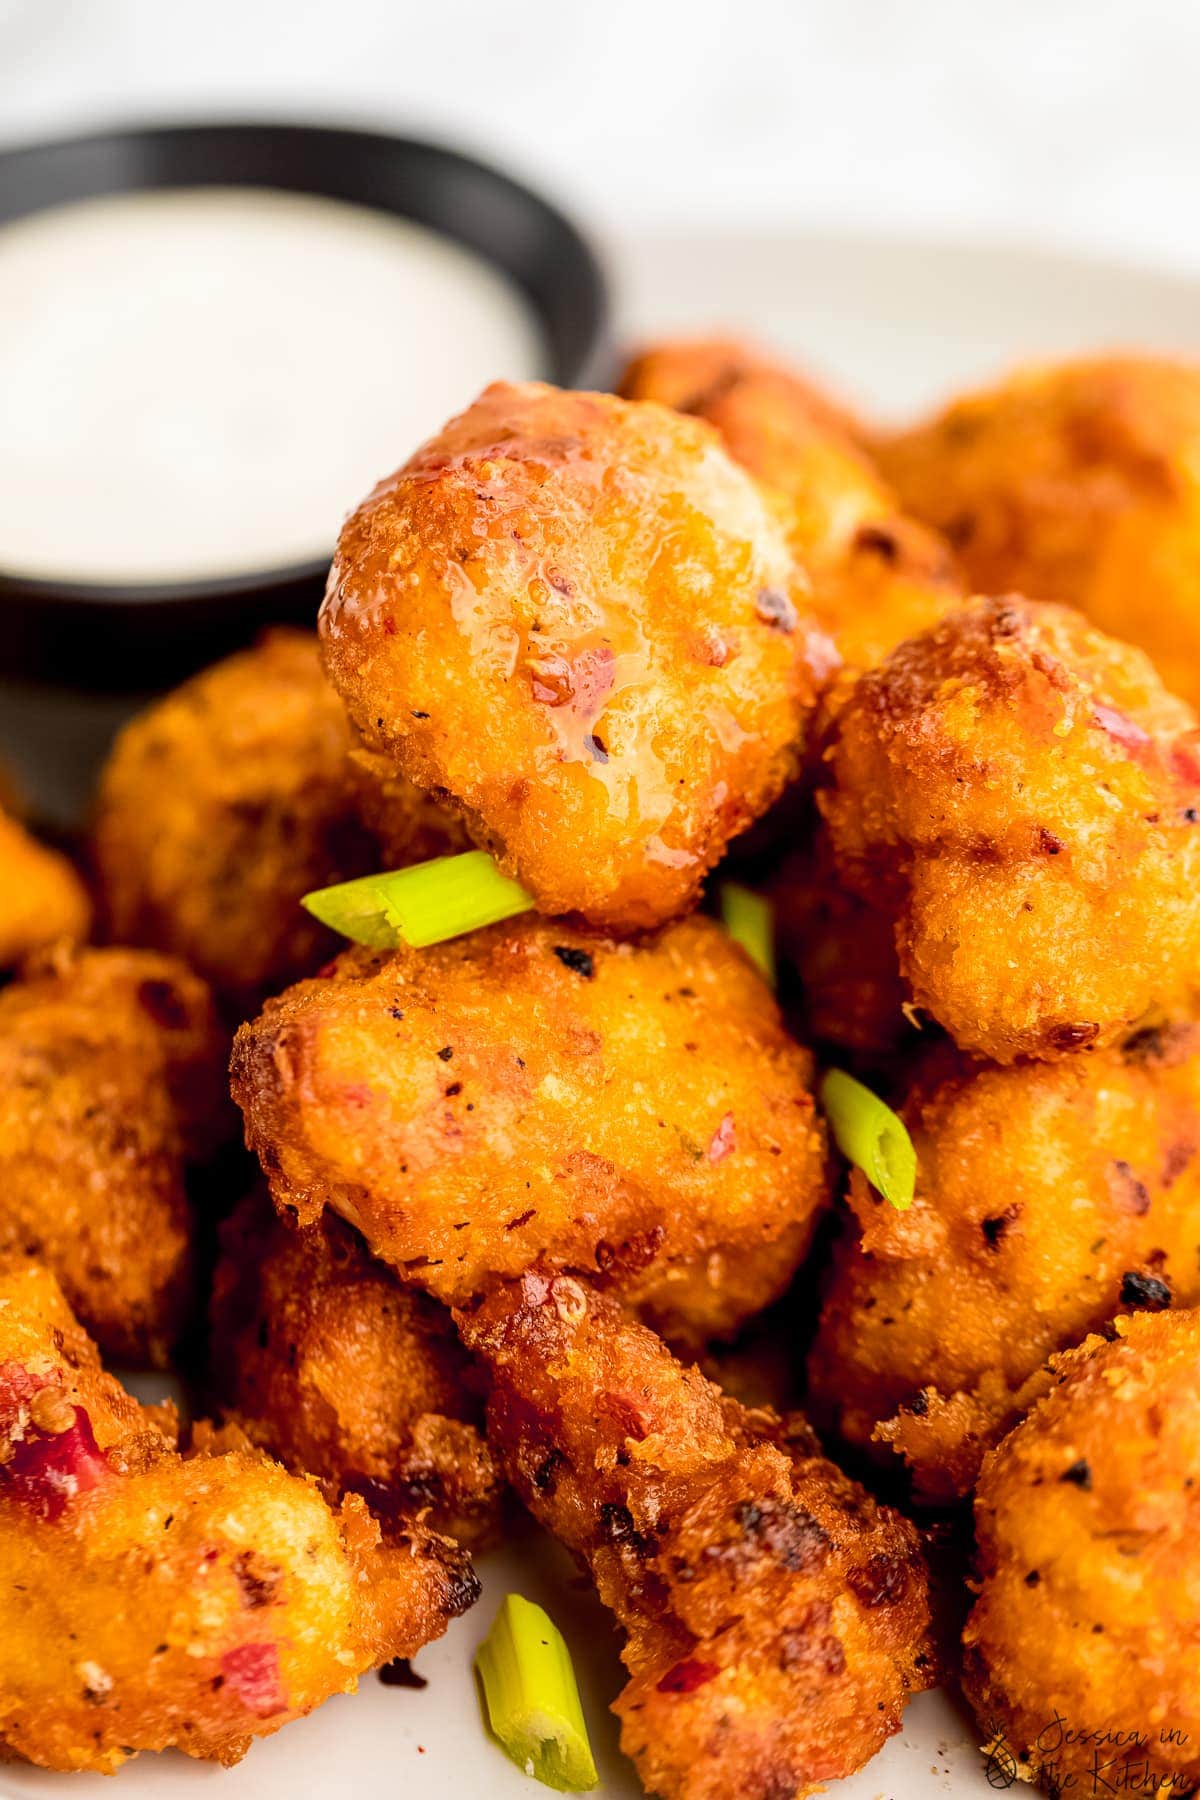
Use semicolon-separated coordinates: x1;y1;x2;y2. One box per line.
808;1026;1200;1503
620;336;960;671
879;352;1200;706
210;1196;504;1548
230;913;829;1344
92;629;462;1010
0;1259;477;1773
0;944;228;1364
320;381;836;932
819;594;1200;1062
0;806;90;969
962;1309;1200;1794
460;1272;934;1800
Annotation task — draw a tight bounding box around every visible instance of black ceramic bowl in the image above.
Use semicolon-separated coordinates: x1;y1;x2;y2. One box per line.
0;121;610;689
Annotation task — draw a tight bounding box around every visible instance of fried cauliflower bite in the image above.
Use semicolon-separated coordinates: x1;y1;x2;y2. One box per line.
962;1309;1200;1795
820;593;1200;1062
807;1025;1200;1505
231;913;829;1344
0;943;228;1365
879;352;1200;707
620;336;960;671
460;1272;934;1800
209;1195;504;1549
92;629;463;1010
0;806;90;969
320;381;836;932
0;1257;477;1774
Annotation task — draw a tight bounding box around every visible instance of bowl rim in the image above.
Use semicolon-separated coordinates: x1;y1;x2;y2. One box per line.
0;117;611;615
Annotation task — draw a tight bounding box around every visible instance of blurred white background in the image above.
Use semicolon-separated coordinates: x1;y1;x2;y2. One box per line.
1;0;1198;272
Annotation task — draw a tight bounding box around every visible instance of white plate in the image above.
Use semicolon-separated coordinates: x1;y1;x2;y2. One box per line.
11;225;1200;1799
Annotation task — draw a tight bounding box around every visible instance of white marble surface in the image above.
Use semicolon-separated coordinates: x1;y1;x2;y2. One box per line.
1;0;1199;276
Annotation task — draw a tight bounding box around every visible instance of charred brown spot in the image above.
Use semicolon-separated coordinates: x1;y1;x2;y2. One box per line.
1046;1020;1100;1052
1120;1269;1172;1311
846;1552;911;1608
981;1204;1021;1248
1060;1459;1093;1490
1123;1025;1166;1064
552;946;595;979
1036;827;1064;856
599;1502;657;1556
505;1209;535;1232
854;524;898;563
1164;1141;1195;1187
233;1552;280;1611
734;1499;830;1572
378;1658;428;1689
1107;1160;1151;1217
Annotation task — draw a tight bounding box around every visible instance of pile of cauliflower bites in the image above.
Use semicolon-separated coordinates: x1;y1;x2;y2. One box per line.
5;341;1200;1797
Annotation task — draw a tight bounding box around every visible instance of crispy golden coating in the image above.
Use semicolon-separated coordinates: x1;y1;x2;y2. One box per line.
0;943;228;1364
460;1272;933;1800
620;337;960;671
808;1026;1200;1504
320;380;836;931
820;594;1200;1062
210;1195;504;1548
0;1258;477;1773
0;807;90;969
91;630;463;1010
231;913;829;1343
879;352;1200;706
962;1309;1200;1794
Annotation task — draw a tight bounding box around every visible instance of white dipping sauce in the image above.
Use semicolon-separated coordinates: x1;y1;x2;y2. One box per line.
0;187;544;583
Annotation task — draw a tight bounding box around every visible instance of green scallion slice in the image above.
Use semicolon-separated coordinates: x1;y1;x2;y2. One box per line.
301;850;535;950
820;1068;916;1210
475;1594;599;1792
719;882;775;984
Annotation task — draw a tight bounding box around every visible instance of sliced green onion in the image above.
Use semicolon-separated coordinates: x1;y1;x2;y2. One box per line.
820;1068;916;1210
719;882;775;985
474;1593;599;1792
302;850;535;950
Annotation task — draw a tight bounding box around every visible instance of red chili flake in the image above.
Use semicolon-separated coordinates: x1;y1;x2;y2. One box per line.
1171;732;1200;788
707;1112;736;1163
382;617;397;636
221;1642;286;1718
1091;704;1152;758
2;1404;110;1520
529;642;615;716
656;1658;719;1695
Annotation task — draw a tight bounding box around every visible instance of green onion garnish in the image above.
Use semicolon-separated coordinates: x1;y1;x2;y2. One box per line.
474;1593;599;1792
301;850;535;950
719;882;775;985
820;1068;916;1210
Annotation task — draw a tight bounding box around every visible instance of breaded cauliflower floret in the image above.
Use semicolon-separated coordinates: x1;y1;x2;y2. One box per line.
808;1025;1200;1502
620;336;960;671
0;806;90;970
0;1258;478;1773
230;913;829;1344
0;944;228;1364
460;1272;934;1800
92;629;462;1009
962;1308;1200;1795
820;594;1200;1062
320;380;836;931
879;352;1200;706
210;1195;504;1548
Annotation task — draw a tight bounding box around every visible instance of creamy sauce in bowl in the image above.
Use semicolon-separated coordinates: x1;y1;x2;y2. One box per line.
0;187;543;585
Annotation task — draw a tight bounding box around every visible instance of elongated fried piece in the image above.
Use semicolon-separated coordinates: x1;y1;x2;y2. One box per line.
820;594;1200;1062
808;1026;1200;1503
962;1309;1200;1794
210;1195;504;1548
879;352;1200;706
0;1258;477;1773
620;336;959;670
460;1272;933;1800
320;380;835;932
0;943;228;1364
0;806;90;969
231;913;829;1343
92;629;462;1010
